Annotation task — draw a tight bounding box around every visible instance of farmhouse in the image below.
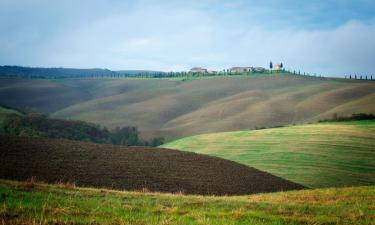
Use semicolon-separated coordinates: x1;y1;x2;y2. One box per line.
273;64;283;71
229;67;253;73
190;67;208;73
253;67;265;72
189;66;265;74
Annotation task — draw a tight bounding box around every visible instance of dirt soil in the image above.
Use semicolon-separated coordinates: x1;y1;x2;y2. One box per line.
0;135;305;195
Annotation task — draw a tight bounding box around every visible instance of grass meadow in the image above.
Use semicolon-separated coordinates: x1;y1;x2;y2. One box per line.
162;120;375;188
1;179;375;225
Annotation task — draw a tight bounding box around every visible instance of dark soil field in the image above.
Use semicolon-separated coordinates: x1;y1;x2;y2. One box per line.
0;135;305;196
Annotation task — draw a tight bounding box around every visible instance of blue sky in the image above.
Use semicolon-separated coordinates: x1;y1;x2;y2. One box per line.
1;0;375;76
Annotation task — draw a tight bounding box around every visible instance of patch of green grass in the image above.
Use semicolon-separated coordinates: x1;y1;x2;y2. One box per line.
1;179;374;225
0;105;23;130
162;121;375;188
0;105;22;117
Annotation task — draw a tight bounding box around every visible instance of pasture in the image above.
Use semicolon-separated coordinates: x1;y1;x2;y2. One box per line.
163;120;375;188
1;179;374;225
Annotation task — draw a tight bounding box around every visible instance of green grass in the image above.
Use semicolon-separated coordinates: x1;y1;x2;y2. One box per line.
1;179;374;225
0;105;22;117
0;105;22;129
162;121;375;188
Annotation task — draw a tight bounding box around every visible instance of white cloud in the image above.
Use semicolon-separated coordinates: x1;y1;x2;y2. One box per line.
0;0;375;76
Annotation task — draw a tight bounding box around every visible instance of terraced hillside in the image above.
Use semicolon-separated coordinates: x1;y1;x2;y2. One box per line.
163;120;375;188
0;75;374;140
1;180;374;225
0;136;304;195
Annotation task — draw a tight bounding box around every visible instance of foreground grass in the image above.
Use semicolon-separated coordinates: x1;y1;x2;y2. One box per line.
162;120;375;188
1;180;374;225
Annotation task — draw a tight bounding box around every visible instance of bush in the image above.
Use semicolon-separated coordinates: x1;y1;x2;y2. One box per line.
319;113;375;122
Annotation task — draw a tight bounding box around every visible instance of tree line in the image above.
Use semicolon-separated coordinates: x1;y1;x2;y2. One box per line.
319;113;375;122
2;65;374;81
0;113;164;147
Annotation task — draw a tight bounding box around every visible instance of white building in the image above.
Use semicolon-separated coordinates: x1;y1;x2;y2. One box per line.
228;67;254;73
253;67;265;72
189;67;208;73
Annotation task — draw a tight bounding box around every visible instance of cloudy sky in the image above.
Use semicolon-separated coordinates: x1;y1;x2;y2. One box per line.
1;0;375;76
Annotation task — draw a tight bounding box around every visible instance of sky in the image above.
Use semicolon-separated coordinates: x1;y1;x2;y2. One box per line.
0;0;375;76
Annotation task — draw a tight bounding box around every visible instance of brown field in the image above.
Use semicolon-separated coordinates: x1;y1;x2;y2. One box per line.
0;135;305;195
0;75;374;140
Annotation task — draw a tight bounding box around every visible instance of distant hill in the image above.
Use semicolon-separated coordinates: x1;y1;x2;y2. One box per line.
0;66;164;78
0;135;305;195
162;120;375;188
115;70;165;76
0;75;374;140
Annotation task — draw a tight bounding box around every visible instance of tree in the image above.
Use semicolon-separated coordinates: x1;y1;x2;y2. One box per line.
111;126;140;146
269;61;273;69
280;63;283;69
332;113;338;121
150;137;165;147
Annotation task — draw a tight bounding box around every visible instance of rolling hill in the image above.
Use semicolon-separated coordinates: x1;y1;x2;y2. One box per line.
0;135;304;195
0;66;163;78
162;120;375;188
0;75;374;140
0;105;23;124
1;179;374;225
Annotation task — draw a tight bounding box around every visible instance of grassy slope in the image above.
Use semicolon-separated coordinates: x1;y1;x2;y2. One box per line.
162;120;375;188
0;79;92;113
0;106;21;115
0;106;22;129
1;180;374;225
0;75;374;140
26;76;375;140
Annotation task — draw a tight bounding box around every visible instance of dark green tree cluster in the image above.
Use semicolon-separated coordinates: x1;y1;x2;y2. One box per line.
1;113;164;147
319;113;375;122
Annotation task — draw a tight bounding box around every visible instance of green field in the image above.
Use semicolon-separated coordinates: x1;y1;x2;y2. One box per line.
162;121;375;188
0;75;374;140
1;179;374;225
0;105;22;128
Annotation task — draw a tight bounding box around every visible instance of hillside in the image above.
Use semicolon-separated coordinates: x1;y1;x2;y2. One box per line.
0;66;163;78
0;136;304;195
162;120;375;188
0;105;23;124
0;75;374;140
1;179;374;225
